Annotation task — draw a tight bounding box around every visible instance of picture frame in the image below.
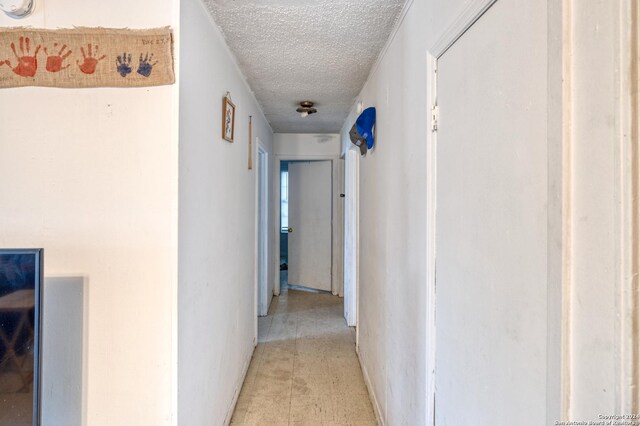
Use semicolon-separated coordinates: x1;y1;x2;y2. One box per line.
222;96;236;142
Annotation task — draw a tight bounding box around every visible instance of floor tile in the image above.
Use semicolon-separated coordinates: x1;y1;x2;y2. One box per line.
231;286;376;425
290;394;335;423
244;395;290;425
333;393;376;422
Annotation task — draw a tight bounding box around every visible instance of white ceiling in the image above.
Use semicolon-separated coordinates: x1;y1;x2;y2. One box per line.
205;0;405;133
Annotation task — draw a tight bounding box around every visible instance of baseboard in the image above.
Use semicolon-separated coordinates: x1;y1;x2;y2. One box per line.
357;348;386;426
223;343;255;426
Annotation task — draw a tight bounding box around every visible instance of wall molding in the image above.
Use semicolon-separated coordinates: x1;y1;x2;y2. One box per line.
617;0;639;414
560;0;573;420
429;0;497;59
344;149;359;327
223;345;254;426
424;53;437;426
357;349;386;426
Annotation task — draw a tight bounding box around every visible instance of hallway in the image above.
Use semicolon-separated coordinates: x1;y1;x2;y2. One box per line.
230;288;376;425
0;0;636;423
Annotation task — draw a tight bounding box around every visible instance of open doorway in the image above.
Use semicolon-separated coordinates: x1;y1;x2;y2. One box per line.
279;160;333;294
274;155;343;297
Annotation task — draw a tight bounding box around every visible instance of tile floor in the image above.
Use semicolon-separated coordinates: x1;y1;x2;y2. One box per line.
230;286;377;425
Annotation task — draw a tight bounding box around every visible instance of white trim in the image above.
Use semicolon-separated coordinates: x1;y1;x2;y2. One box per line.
337;157;345;298
170;0;180;423
344;149;359;327
274;154;342;296
222;346;254;426
425;53;437;426
617;0;639;413
254;145;259;336
541;0;573;421
560;0;573;419
429;0;497;59
355;148;360;347
425;2;498;424
257;142;269;317
357;349;385;426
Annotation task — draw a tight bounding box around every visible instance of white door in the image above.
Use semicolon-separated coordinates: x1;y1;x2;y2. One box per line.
288;160;332;291
435;0;548;424
257;144;269;316
343;150;358;325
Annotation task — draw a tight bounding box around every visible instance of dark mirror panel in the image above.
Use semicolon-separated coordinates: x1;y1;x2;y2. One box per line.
0;250;42;426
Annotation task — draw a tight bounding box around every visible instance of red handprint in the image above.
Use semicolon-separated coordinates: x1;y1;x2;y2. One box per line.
76;44;106;75
44;43;72;73
6;36;41;77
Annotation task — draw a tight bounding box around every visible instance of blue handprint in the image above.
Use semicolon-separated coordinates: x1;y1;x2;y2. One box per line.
137;52;158;78
116;52;132;77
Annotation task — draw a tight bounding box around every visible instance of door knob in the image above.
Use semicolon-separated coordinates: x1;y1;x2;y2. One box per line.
288;227;293;233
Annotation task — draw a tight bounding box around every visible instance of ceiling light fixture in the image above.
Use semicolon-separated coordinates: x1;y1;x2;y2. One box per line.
296;101;317;118
0;0;34;18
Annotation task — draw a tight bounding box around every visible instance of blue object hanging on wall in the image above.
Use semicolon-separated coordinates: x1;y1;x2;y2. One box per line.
349;107;376;155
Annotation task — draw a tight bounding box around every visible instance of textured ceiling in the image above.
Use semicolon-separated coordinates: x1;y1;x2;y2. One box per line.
205;0;405;133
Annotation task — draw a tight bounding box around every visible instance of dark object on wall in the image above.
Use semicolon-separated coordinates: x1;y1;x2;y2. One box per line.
349;124;368;155
0;248;43;426
349;107;376;156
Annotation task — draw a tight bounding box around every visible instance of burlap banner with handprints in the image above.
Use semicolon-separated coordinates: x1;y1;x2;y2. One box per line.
0;27;174;88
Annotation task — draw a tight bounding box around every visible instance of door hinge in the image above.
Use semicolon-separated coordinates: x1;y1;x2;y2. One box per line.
431;105;439;132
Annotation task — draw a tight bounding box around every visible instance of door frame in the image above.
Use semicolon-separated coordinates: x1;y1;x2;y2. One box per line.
425;0;577;423
256;141;270;320
343;148;359;328
425;1;501;424
273;154;343;296
616;0;639;413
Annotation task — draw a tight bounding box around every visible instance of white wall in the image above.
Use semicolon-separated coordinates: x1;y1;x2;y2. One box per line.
341;0;638;424
0;1;179;424
177;0;274;424
275;133;340;157
340;1;467;423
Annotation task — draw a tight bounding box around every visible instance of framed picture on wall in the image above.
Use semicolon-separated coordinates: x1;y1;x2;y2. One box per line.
222;96;236;142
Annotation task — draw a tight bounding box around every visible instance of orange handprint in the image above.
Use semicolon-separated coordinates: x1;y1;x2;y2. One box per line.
6;36;41;77
76;44;106;75
44;43;72;73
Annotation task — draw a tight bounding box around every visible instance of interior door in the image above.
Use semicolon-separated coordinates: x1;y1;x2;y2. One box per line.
434;0;548;424
343;150;358;325
288;160;332;292
257;145;269;316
